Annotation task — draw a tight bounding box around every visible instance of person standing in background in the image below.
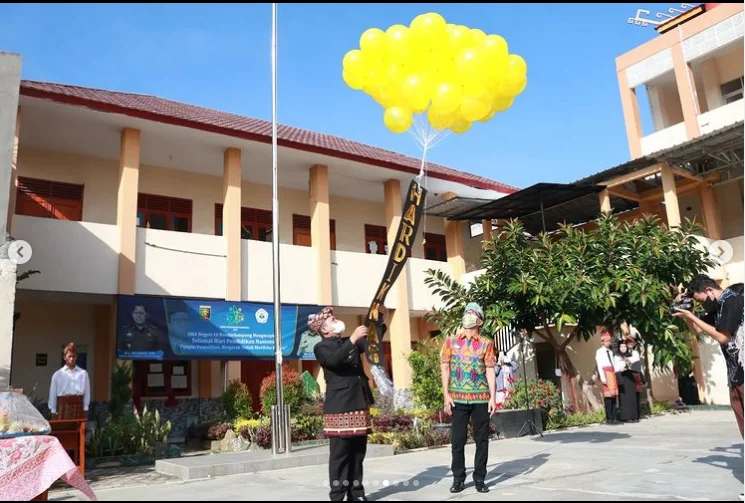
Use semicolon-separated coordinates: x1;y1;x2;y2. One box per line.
48;342;90;419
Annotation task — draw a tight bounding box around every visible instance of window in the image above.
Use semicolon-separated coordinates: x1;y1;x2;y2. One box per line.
134;361;192;398
364;224;387;255
137;193;192;232
423;233;447;262
721;77;744;104
214;204;272;241
292;214;336;249
15;177;83;221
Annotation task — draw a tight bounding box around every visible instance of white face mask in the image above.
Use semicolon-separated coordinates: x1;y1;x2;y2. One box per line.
462;313;479;329
331;320;346;336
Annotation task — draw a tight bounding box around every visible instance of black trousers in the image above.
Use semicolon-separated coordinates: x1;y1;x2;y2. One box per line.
451;402;490;483
604;397;617;423
328;435;367;501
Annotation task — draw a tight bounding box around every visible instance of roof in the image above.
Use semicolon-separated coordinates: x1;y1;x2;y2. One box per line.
575;120;744;188
19;80;518;194
426;182;635;234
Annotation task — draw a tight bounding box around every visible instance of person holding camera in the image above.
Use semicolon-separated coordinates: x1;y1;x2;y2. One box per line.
672;275;744;438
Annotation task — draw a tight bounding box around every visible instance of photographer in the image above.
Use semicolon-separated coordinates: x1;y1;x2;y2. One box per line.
672;275;744;438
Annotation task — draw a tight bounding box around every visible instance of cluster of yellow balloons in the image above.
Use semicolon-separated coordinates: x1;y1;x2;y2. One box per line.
342;13;528;135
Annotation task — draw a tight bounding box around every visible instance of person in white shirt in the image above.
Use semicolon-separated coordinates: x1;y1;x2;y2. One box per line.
48;342;90;418
595;332;623;424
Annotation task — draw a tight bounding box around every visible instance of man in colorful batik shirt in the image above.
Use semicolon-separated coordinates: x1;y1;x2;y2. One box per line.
440;302;497;494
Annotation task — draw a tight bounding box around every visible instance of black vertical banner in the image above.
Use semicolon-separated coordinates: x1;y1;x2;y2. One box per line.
364;179;427;367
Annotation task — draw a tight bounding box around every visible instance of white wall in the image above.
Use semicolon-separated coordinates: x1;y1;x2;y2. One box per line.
640;122;688;156
135;228;226;299
331;250;398;309
13;215;120;294
408;258;453;313
241;240;317;305
11;300;96;402
698;99;745;135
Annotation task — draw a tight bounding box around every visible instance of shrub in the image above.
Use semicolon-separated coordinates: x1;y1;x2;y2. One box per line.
292;414;324;442
86;405;171;458
222;380;252;421
254;426;272;449
407;338;445;411
503;378;564;427
206;422;233;441
372;414;414;433
260;365;313;415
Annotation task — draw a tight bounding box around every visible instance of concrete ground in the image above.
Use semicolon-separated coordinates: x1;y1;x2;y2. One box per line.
51;410;743;501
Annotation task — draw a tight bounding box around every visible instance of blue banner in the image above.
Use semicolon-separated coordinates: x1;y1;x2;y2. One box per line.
116;295;324;361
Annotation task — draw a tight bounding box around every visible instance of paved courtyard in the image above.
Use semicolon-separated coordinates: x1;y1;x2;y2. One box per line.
51;410;743;501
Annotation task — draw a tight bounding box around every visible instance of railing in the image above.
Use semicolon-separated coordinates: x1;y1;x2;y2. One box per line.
494;325;518;353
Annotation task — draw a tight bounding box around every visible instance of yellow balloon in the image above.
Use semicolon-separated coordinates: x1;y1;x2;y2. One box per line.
450;118;472;134
343;68;364;90
493;96;514;112
482;35;508;60
460;89;492;122
447;25;473;57
384;107;413;134
343;49;366;74
470;29;487;47
360;28;387;55
427;107;455;130
410;12;447;46
454;47;484;80
478;108;496;123
507;54;528;76
431;82;462;116
374;83;406;109
385;62;409;88
362;63;386;94
509;76;527;96
385;24;411;59
400;74;432;113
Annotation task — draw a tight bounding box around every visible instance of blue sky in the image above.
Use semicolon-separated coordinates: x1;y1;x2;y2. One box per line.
0;3;671;189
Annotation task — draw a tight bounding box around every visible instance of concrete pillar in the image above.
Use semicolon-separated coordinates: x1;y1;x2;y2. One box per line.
0;52;22;390
699;58;724;112
618;69;644;159
117;128;141;295
699;183;722;240
384;179;413;389
672;43;701;140
481;219;492;247
310;165;332;306
442;192;466;280
599;189;612;215
6;108;20;233
660;164;681;228
221;148;242;398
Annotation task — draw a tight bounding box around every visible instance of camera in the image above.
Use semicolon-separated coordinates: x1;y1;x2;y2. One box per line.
670;296;694;315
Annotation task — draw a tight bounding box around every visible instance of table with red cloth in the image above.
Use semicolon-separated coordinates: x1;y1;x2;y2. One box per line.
0;434;97;501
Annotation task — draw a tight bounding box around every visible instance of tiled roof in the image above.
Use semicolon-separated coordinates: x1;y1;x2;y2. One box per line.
19;80;518;194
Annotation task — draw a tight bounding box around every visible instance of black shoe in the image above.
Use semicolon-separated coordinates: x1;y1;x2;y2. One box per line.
350;498;367;502
450;481;465;493
474;481;490;493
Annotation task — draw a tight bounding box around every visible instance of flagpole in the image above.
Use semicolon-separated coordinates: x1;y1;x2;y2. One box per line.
270;1;287;455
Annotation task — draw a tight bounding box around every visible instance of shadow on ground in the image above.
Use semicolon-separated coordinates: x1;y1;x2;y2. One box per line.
366;453;551;499
531;431;631;444
693;443;744;484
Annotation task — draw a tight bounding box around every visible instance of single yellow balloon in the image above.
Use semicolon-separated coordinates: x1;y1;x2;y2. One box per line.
410;12;447;43
343;49;366;74
507;54;528;76
470;28;487;47
343;68;365;90
510;76;527;96
454;47;484;80
493;96;514;112
427;107;455;130
362;63;386;95
400;74;431;113
375;83;406;109
450;118;472;134
482;35;508;59
386;24;410;58
460;89;492;122
447;25;473;56
360;28;387;54
478;108;496;123
431;82;462;116
384;107;413;134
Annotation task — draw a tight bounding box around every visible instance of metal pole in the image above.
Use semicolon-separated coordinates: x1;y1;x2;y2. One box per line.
270;2;287;455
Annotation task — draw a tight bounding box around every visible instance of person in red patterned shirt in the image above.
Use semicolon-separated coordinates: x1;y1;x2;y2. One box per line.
440;302;497;494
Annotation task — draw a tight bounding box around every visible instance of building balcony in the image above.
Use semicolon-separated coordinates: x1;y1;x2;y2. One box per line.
640;122;688;156
698;99;744;136
12;215;119;294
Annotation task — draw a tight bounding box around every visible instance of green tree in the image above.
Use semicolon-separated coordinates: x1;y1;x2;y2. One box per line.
407;337;445;411
425;214;714;411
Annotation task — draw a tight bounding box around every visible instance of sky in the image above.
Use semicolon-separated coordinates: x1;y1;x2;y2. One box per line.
0;3;673;190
